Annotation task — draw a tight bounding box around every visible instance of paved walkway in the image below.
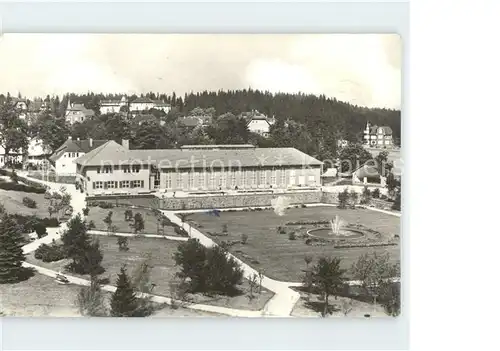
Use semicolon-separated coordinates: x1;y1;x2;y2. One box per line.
18;175;266;318
88;230;188;242
162;210;301;317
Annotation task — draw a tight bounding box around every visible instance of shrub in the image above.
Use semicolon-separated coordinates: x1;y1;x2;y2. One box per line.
87;220;96;230
34;223;48;239
117;236;129;251
174;238;243;295
82;207;90;216
288;232;297;240
349;190;359;209
360;187;372;205
372;188;380;198
34;243;66;262
42;217;60;227
0;182;45;194
22;196;37;209
392;192;401;211
241;233;248;244
337;188;349;209
99;202;114;209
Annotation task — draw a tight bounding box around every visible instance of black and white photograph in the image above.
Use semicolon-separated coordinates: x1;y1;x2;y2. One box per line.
0;33;402;318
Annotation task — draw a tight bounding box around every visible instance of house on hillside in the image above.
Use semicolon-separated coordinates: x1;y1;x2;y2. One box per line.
152;100;171;114
75;143;323;196
129;97;155;112
0;138;50;169
363;122;394;148
49;137;107;175
245;110;275;137
100;96;128;115
65;100;95;124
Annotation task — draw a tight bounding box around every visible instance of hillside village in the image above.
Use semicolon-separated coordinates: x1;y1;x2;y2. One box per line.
0;89;401;318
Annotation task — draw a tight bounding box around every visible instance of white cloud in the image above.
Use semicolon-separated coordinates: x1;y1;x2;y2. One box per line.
0;34;401;109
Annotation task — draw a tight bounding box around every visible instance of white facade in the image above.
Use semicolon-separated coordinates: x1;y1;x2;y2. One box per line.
130;101;155;111
55;151;84;175
248;118;271;136
99;97;128;115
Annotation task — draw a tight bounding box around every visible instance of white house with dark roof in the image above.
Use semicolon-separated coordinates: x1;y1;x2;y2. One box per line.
363;122;394;148
245;110;275;137
129;97;155;112
75;142;323;196
65;100;95;124
100;96;128;115
50;137;108;175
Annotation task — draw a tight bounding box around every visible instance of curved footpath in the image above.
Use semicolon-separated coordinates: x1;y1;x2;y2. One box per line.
18;175;266;317
19;173;400;317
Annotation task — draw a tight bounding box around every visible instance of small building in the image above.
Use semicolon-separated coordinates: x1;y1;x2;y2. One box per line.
363;122;393;148
49;137;107;175
152;100;171;114
129;97;155;112
100;96;128;115
0;138;50;169
246;111;274;137
75;142;323;196
65;100;95;124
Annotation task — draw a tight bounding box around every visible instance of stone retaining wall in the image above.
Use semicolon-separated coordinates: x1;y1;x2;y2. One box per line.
88;191;332;210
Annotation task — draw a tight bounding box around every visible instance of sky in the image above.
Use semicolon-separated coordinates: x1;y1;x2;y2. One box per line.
0;34;401;109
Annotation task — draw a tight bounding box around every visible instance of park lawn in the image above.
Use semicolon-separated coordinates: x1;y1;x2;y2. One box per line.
85;207;180;236
0;189;51;217
0;272;221;317
26;235;273;311
0;273;81;317
291;293;388;318
189;206;401;282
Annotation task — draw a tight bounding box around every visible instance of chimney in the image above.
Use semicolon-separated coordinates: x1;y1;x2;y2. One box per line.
122;139;129;150
89;138;93;148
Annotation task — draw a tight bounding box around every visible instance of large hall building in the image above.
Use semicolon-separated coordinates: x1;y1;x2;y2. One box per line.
75;141;323;196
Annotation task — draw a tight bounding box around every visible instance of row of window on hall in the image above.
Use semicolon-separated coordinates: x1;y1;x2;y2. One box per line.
96;165;142;174
93;180;144;189
65;152;81;158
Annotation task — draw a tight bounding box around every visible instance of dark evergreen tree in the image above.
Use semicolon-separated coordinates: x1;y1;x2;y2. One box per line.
110;266;140;317
0;214;32;283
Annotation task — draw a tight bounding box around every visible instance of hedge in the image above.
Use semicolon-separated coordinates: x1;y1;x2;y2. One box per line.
0;181;46;194
34;243;66;262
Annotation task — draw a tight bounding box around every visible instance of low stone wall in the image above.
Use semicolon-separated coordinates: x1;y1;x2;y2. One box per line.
88;191;326;210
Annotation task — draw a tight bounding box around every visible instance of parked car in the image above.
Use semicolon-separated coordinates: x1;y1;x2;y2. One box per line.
55;273;69;284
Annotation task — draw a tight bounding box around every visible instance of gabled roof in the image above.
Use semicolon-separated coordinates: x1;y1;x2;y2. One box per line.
50;139;108;162
131;97;154;104
369;125;393;135
75;140;129;167
75;143;323;168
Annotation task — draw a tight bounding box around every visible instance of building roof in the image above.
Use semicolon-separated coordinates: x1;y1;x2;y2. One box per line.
75;141;323;168
49;138;108;162
131;97;154;104
369;125;393;135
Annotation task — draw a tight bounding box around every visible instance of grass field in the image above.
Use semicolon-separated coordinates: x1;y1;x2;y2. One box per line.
0;273;222;317
86;207;180;236
189;206;401;282
26;235;273;311
0;189;51;217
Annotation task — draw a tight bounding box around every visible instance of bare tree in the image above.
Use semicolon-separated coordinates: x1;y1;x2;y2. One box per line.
248;273;259;300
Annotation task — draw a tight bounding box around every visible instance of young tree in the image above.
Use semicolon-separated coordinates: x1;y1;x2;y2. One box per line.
304;255;313;270
310;257;346;317
124;209;133;221
117;236;129;251
350;252;399;305
360;186;372;205
76;275;107;316
248;273;259;299
0;214;32;283
130;252;155;316
392;190;401;211
337;188;349;209
349;190;359;209
110;266;140;317
103;211;113;232
133;213;145;234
